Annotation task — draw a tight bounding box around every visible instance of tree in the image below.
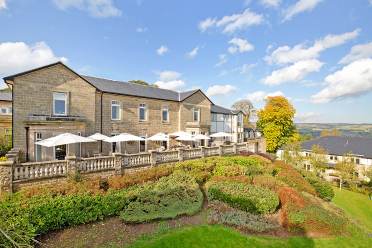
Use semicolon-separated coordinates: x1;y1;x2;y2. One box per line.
231;99;254;127
282;142;305;170
309;145;328;173
128;80;158;87
320;129;342;137
335;154;357;189
256;96;297;153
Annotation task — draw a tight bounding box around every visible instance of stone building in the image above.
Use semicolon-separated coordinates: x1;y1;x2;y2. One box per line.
3;62;217;161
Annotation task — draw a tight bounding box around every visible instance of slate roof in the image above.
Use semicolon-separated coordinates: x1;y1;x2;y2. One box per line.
0;92;12;101
211;104;243;115
301;136;372;159
3;62;209;103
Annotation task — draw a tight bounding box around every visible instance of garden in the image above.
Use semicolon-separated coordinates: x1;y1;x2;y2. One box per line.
0;154;371;247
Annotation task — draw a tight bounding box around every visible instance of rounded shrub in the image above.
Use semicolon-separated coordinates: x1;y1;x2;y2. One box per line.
206;181;279;214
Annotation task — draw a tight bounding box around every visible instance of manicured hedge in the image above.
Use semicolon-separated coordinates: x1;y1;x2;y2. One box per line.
206;181;279;214
120;173;203;223
301;171;334;201
0;173;202;246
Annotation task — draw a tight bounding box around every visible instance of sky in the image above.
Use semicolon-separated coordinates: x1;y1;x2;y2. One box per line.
1;0;372;123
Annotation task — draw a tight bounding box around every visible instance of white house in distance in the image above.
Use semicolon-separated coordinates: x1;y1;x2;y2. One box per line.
277;136;372;181
210;105;244;144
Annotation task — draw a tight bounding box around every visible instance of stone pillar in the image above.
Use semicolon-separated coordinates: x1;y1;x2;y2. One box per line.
200;147;206;158
219;145;223;156
258;138;267;153
0;159;14;194
233;143;237;154
178;148;184;162
113;153;124;175
150;151;157;166
66;155;78;178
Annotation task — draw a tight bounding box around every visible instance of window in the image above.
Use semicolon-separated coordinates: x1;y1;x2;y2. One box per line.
237;114;243;127
162;106;169;122
35;133;42;161
0;107;11;115
111;100;120;120
139;136;146;152
111;134;120;153
139;104;147;121
192;108;200;122
355;158;360;164
53;92;68;116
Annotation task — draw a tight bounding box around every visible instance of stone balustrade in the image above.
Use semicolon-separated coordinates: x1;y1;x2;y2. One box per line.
0;139;266;194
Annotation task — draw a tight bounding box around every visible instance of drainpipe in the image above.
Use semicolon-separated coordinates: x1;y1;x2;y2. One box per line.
25;126;29;161
100;92;103;153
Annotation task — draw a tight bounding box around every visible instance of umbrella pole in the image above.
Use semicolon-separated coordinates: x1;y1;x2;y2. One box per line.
100;140;103;153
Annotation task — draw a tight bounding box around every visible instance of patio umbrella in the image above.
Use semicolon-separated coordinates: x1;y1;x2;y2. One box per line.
104;133;144;143
193;134;210;140
176;133;195;141
104;133;145;154
87;133;110;153
35;133;95;158
147;133;169;141
210;132;233;138
35;133;94;147
88;133;109;141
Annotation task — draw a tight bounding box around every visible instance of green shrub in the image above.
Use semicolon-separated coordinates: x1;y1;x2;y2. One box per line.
208;201;280;232
175;158;217;184
120;172;203;223
206;181;279;214
301;171;334;201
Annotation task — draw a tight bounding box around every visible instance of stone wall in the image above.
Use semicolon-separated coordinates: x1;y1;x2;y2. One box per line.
0;139;266;194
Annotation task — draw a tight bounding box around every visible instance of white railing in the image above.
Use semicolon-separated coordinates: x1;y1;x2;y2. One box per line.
204;147;220;156
156;150;179;163
125;153;151;167
13;160;67;181
183;148;202;160
236;143;247;152
79;156;115;173
9;141;265;184
222;145;234;154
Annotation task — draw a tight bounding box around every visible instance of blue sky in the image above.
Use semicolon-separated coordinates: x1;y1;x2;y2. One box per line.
1;0;372;123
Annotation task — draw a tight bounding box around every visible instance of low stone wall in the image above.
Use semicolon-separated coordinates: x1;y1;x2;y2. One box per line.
0;139;266;193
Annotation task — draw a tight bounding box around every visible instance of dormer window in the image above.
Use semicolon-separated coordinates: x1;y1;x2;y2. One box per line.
53;92;68;116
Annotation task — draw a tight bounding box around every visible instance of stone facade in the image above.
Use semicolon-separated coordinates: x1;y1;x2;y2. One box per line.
0;99;12;144
5;63;217;161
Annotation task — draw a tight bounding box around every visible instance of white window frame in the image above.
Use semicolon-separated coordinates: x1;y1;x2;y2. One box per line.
162;106;169;123
192;108;200;122
139;103;147;121
53;92;68;116
111;100;121;121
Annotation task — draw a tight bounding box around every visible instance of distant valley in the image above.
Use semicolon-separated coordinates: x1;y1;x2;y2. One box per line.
296;123;372;138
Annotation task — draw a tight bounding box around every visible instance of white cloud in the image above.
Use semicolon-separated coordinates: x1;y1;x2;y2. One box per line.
263;59;323;85
154;70;185;91
283;0;323;21
311;59;372;103
265;29;360;65
247;90;284;103
0;41;67;77
260;0;281;8
215;54;227;67
228;38;254;54
339;42;372;64
198;18;216;32
156;45;168;56
206;84;236;97
136;27;148;33
0;0;6;10
186;47;199;59
369;0;372;5
239;63;256;74
295;112;320;122
54;0;121;18
199;9;263;34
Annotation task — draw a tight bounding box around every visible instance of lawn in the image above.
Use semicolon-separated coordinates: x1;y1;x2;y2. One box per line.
332;187;372;232
128;225;371;248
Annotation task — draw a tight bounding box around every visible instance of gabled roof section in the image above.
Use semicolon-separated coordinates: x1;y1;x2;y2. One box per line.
211;104;243;115
301;136;372;159
2;62;211;103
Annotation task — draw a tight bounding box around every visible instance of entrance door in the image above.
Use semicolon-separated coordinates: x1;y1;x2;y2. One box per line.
55;145;67;160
